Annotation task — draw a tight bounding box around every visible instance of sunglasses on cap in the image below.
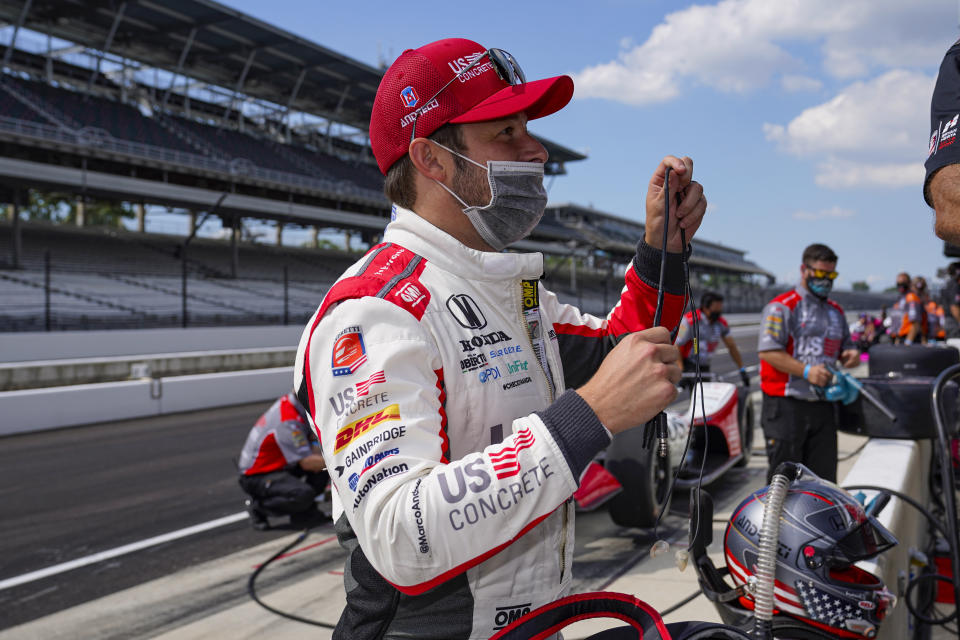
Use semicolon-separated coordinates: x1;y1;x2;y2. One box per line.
804;265;839;280
409;48;526;144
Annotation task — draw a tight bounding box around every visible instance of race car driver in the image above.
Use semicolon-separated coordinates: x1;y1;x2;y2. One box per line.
675;291;748;386
293;38;708;640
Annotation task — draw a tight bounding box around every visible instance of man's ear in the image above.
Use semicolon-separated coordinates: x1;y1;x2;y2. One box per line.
409;138;450;183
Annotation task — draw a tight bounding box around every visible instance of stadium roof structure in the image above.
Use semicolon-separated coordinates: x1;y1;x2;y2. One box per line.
538;202;775;281
0;0;586;173
0;1;767;287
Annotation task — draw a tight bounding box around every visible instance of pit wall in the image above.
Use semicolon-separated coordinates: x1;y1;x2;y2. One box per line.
0;325;304;362
0;367;292;436
841;438;932;640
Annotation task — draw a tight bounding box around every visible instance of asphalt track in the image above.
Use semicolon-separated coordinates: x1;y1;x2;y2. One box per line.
0;327;761;633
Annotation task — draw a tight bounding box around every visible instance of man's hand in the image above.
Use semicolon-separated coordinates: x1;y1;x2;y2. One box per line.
840;349;860;368
644;155;707;252
806;364;832;387
576;327;680;434
299;451;327;473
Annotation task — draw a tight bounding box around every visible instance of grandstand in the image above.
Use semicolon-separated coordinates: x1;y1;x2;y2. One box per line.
0;0;878;332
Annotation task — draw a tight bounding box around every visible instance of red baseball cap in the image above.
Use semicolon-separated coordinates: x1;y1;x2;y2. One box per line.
369;38;574;174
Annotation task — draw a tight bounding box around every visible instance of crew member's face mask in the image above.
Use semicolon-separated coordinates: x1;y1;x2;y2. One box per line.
706;311;721;322
897;282;910;294
432;142;547;252
807;276;833;299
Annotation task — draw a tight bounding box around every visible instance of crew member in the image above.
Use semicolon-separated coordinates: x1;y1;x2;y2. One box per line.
891;272;927;344
294;38;708;639
925;38;960;245
675;291;749;386
237;392;329;530
757;244;859;483
915;276;945;341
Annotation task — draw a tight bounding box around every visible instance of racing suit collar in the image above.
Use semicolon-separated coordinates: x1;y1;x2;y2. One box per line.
385;205;544;281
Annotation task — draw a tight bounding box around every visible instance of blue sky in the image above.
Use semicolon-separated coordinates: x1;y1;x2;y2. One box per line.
229;1;956;289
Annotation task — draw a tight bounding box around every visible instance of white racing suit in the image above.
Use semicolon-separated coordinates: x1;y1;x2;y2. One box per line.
294;206;686;639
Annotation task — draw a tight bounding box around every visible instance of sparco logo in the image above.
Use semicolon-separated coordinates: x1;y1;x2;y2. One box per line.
446;294;487;329
459;330;511;352
493;603;532;630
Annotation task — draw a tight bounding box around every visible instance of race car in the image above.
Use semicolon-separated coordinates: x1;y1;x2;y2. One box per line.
575;371;755;529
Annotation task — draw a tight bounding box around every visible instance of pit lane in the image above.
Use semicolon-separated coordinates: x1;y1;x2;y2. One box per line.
0;330;762;635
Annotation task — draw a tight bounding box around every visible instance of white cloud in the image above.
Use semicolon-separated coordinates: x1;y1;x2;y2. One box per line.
813;158;925;188
763;70;933;188
763;70;934;158
781;75;822;92
572;0;952;105
791;206;856;221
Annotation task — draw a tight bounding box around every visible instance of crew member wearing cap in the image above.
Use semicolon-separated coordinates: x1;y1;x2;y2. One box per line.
294;38;708;639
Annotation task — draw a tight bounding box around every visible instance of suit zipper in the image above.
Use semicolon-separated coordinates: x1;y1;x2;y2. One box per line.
518;280;555;402
559;501;569;581
517;280;563;579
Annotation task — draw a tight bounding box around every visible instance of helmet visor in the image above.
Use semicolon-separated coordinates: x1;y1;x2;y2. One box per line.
828;516;898;564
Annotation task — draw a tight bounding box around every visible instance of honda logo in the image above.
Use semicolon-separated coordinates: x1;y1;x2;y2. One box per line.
446;294;487;329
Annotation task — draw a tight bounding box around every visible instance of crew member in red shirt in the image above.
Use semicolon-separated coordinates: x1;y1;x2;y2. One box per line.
237;392;329;529
757;243;859;483
675;291;748;386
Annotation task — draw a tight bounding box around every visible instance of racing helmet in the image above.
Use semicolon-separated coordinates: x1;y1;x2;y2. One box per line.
723;478;897;639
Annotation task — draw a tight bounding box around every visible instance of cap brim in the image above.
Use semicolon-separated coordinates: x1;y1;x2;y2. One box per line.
449;75;573;125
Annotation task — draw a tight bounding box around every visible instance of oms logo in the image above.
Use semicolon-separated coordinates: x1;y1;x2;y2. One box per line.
334;404;401;453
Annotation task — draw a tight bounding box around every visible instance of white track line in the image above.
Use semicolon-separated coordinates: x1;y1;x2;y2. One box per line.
0;511;248;592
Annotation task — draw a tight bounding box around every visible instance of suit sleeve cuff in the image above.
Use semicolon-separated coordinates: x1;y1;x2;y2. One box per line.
633;240;690;296
535;389;612;479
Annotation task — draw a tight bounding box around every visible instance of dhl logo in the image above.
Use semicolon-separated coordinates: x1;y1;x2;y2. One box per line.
334;404;401;453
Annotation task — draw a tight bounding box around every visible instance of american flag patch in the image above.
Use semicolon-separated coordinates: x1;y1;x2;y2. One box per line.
796;580;863;627
489;427;536;479
356;371;386;397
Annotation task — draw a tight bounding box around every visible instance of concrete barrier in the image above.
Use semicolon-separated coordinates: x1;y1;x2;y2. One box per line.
0;325;304;362
0;348;297;391
0;367;292;436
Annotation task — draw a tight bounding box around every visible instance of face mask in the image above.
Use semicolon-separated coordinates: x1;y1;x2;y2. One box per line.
706;311;721;322
897;283;909;294
807;276;833;299
432;143;548;251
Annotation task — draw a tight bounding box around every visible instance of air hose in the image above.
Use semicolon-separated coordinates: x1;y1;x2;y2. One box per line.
752;464;795;640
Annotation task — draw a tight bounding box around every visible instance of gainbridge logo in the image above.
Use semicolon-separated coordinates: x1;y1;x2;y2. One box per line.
334;404;401;453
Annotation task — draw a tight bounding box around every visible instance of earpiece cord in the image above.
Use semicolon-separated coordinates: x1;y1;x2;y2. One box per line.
653;167;671;327
652;226;703;540
649;167;672;541
651;169;704;544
